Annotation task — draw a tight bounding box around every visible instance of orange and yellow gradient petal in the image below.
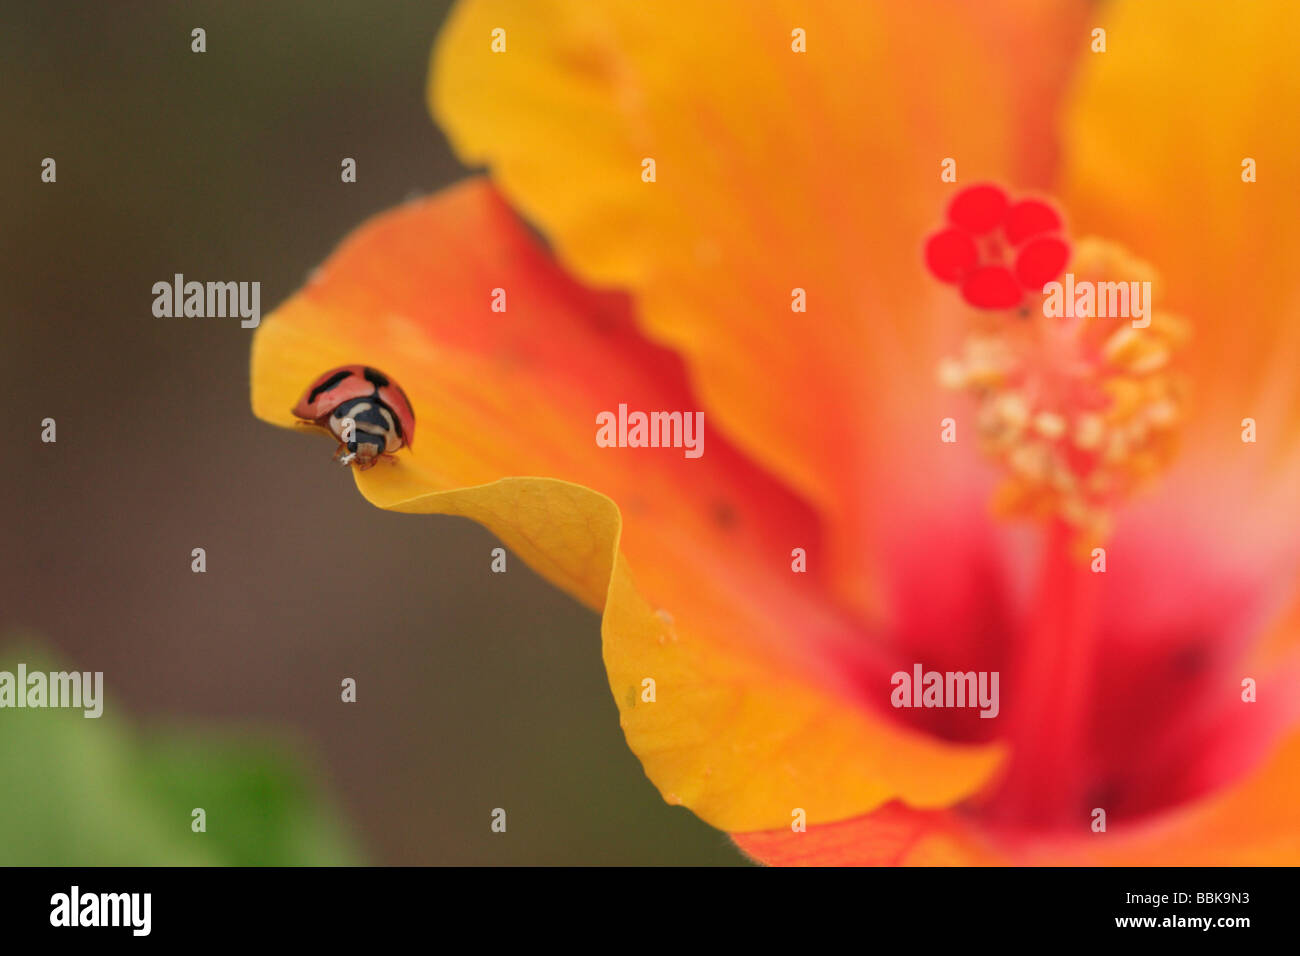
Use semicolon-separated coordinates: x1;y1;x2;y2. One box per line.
250;179;1002;832
432;0;1089;620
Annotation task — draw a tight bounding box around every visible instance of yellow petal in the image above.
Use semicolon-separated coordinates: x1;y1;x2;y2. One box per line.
1061;0;1300;460
378;484;1008;832
602;552;1004;831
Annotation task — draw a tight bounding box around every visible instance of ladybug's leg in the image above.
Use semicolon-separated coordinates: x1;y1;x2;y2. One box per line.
333;444;357;466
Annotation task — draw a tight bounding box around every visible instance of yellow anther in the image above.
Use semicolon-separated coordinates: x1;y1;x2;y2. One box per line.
1033;411;1067;440
1073;413;1104;450
939;238;1188;545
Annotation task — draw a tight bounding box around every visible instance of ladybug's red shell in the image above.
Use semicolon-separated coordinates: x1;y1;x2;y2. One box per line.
292;365;416;454
372;378;415;448
292;367;377;422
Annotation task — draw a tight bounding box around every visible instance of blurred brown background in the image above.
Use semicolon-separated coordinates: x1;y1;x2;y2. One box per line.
2;0;743;864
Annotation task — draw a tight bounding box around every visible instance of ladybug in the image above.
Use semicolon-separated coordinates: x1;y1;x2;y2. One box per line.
291;365;415;469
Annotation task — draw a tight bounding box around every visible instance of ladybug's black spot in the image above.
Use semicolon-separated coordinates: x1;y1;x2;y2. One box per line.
308;369;353;403
363;367;390;388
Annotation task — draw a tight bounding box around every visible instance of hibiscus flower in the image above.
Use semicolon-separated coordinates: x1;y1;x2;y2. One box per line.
251;0;1300;864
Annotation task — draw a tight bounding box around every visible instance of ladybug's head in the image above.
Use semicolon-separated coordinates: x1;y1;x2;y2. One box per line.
328;397;404;467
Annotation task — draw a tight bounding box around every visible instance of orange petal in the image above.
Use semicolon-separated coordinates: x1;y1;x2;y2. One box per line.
1078;727;1300;865
252;179;820;612
740;724;1300;865
734;802;1003;866
431;0;1089;617
1060;0;1300;460
250;178;1003;831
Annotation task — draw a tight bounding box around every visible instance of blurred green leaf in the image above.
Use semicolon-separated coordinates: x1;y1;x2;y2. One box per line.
0;640;358;865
